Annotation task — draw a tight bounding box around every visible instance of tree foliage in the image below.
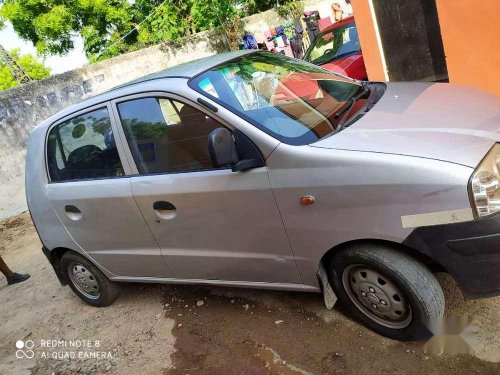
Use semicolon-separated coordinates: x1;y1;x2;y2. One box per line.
0;0;136;60
135;0;193;47
0;0;299;62
0;48;50;91
243;0;282;14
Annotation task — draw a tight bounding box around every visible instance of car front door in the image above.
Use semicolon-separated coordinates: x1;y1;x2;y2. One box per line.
45;103;169;278
112;93;301;284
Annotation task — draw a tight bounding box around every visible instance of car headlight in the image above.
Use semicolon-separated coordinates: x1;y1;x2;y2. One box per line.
470;143;500;218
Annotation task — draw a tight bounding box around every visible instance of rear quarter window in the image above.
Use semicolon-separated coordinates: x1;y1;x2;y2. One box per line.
46;107;124;182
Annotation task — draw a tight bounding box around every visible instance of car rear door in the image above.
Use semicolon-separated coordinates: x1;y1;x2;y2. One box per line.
111;93;301;284
45;103;169;278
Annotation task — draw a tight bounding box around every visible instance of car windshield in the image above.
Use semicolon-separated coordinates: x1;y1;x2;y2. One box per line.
305;22;360;65
190;52;365;145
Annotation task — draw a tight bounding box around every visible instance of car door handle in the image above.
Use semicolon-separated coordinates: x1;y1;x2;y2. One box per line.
65;205;81;213
153;201;177;220
64;205;82;221
153;201;176;211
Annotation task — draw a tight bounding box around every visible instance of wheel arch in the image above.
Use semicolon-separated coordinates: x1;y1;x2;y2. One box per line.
43;246;73;285
319;238;448;275
45;246;95;285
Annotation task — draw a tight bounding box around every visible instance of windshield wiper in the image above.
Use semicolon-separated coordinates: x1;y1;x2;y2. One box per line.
334;87;371;120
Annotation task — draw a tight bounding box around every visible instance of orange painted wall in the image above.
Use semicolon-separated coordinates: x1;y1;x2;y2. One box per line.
351;0;386;81
435;0;500;96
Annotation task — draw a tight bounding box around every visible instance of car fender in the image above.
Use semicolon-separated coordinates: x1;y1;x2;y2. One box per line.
266;143;473;287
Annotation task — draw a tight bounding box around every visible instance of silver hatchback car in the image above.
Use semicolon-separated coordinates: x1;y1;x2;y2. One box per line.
26;51;500;340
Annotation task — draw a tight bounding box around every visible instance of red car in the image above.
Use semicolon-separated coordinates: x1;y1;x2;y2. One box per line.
304;16;367;80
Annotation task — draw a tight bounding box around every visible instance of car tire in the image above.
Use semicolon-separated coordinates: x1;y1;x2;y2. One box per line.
329;243;444;341
61;252;121;307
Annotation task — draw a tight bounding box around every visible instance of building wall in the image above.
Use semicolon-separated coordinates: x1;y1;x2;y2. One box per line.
371;0;447;82
353;0;500;94
435;0;500;96
241;9;287;44
350;0;387;81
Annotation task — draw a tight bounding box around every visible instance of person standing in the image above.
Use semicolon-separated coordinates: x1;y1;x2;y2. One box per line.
332;0;353;21
0;255;30;285
332;3;344;22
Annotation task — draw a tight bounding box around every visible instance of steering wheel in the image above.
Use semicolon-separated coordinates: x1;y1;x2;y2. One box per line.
323;48;334;56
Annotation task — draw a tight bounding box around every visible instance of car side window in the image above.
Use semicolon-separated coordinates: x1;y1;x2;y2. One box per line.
47;107;124;182
116;97;222;174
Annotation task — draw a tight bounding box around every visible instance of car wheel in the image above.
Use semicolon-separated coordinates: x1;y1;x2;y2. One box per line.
61;252;121;307
330;244;444;341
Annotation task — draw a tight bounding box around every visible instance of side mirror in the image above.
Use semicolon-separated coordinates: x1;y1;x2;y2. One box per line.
208;128;239;168
208;128;266;172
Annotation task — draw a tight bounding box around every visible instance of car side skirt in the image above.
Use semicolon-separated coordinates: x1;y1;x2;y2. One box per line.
110;276;320;293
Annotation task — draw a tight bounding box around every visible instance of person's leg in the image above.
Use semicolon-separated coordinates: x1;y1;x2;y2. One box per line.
0;255;30;285
0;255;14;280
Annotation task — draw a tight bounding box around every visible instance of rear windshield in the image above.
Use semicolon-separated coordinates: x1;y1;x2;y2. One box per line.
190;52;364;145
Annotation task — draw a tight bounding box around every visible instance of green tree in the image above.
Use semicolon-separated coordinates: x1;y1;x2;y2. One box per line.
135;0;193;46
0;0;298;62
0;0;136;59
243;0;279;14
190;0;239;30
0;65;16;90
0;48;50;91
135;0;241;50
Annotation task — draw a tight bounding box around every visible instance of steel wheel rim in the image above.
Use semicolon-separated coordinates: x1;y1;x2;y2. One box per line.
342;264;412;329
68;262;101;300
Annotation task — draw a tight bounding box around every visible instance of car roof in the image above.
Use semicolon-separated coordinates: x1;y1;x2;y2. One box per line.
112;49;256;89
34;50;257;131
321;15;355;33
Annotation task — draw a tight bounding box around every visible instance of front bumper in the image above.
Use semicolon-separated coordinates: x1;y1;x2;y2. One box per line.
403;213;500;299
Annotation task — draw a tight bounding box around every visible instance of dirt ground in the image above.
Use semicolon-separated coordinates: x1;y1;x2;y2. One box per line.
1;213;499;374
